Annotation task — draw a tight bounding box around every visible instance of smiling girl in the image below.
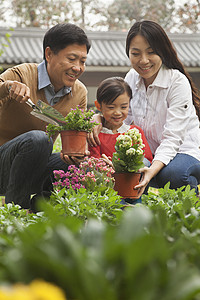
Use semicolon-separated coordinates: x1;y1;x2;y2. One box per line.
89;77;153;164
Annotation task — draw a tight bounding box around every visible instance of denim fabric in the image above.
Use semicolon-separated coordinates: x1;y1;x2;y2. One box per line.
0;130;69;208
149;153;200;194
120;198;142;206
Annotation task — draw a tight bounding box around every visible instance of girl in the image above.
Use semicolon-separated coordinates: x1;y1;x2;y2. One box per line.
89;76;152;165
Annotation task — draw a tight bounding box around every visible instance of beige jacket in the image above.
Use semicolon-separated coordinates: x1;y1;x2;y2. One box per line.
0;63;87;146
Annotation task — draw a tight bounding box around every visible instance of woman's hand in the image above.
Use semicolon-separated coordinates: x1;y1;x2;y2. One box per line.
87;114;103;147
134;160;165;197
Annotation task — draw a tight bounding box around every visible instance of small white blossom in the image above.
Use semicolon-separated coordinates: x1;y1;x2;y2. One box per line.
117;134;132;148
136;148;144;155
126;148;136;155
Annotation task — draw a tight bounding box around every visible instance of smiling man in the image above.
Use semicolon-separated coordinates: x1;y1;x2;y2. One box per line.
0;23;91;210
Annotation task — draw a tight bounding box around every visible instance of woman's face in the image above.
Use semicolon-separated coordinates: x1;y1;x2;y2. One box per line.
128;35;162;87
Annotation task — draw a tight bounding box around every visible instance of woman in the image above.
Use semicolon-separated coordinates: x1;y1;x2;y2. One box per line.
89;20;200;197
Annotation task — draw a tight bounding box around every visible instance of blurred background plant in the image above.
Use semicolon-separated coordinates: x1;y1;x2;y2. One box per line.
1;184;200;300
0;279;67;300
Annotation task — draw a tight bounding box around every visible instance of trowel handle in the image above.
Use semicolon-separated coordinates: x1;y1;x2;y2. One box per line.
26;99;37;109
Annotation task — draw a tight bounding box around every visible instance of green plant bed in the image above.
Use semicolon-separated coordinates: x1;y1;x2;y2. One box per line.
48;187;123;225
1;197;200;300
0;184;200;299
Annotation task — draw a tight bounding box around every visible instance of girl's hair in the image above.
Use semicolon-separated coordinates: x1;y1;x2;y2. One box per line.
97;77;132;105
126;20;200;119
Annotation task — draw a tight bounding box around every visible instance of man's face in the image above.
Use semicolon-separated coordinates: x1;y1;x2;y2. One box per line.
45;43;87;92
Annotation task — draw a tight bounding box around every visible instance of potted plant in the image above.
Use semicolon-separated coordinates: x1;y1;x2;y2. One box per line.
112;128;145;199
46;106;98;156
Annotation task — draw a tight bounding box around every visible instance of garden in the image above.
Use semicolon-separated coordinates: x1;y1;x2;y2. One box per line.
0;129;200;299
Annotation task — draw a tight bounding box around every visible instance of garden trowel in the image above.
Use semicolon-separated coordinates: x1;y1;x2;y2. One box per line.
26;99;66;125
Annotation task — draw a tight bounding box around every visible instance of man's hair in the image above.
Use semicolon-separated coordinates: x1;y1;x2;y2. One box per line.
97;77;132;105
43;23;91;60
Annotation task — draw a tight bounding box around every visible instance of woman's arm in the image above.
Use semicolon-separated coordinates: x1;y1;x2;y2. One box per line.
134;160;165;197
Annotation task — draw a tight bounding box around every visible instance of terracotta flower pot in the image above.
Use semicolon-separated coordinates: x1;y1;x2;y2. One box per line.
60;130;87;156
113;172;142;199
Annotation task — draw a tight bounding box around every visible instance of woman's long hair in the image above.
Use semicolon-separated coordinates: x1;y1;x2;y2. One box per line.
126;20;200;119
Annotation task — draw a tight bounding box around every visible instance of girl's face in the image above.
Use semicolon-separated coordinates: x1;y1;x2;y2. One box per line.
129;35;162;88
96;92;130;132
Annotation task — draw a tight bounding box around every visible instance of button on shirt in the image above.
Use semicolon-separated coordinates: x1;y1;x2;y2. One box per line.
124;66;200;165
37;60;71;106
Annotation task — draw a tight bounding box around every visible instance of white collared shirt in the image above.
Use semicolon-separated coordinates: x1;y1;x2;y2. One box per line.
37;60;71;106
125;66;200;164
101;123;131;134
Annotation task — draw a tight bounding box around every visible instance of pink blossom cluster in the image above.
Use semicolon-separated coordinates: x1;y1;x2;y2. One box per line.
53;157;115;191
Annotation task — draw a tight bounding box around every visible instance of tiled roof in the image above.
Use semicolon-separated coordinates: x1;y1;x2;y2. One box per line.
0;27;199;69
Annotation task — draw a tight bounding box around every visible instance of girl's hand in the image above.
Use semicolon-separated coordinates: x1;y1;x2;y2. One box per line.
87;114;103;147
101;153;113;167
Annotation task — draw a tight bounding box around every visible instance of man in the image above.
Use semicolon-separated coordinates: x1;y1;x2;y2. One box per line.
0;23;91;209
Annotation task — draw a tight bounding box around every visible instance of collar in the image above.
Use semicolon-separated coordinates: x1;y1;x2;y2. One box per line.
37;60;72;95
101;123;130;134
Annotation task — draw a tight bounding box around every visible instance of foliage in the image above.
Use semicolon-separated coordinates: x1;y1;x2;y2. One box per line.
9;0;108;30
46;106;98;138
1;0;199;33
0;279;67;300
0;31;12;57
142;182;200;239
11;0;75;28
0;203;44;235
1;184;200;299
53;157;115;193
112;127;145;173
48;186;123;224
1;188;200;299
175;2;200;33
104;0;176;32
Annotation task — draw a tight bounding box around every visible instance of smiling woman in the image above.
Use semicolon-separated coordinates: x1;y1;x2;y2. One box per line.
123;20;200;196
128;35;162;88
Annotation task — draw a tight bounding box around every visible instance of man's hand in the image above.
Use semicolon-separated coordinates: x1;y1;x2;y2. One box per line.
60;150;90;166
7;81;30;103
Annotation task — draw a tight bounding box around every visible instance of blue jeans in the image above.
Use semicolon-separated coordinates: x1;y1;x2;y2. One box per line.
149;153;200;195
0;130;69;208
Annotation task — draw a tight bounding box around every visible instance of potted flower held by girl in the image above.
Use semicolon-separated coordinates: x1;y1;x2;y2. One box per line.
112;128;146;199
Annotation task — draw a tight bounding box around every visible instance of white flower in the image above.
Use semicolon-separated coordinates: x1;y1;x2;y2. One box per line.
136;148;144;155
126;148;136;155
116;134;132;148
